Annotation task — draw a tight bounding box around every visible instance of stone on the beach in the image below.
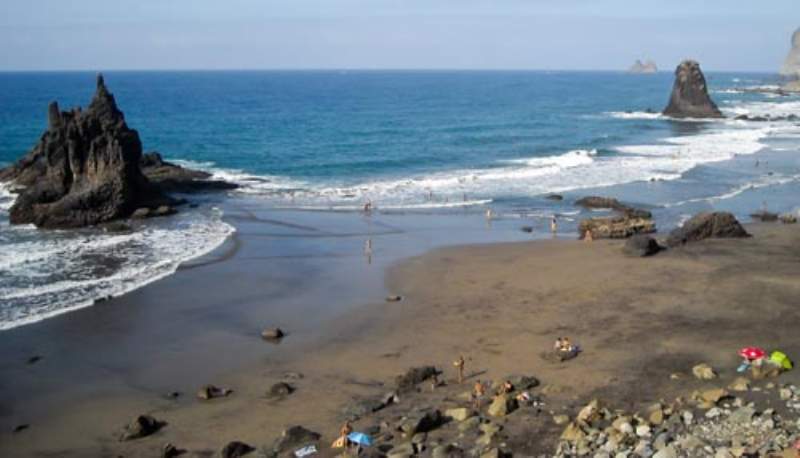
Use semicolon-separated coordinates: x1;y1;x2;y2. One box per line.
487;394;517;417
400;409;444;435
458;416;481;432
445;407;474;422
395;366;438;391
662;60;723;118
162;442;182;458
432;444;465;458
553;414;570;425
695;388;729;406
667;212;749;247
575;196;624;210
578;215;656;239
560;422;586;442
266;382;294;399
0;74;177;228
140;151;237;194
546;194;564;201
220;441;255;458
623;234;662;257
119;415;164;441
577;399;602;423
386;295;403;302
261;327;285;341
728;377;751;392
343;394;394;420
271;426;321;454
196;384;233;400
692;363;717;380
653;445;678;458
646;403;665;425
507;374;540;390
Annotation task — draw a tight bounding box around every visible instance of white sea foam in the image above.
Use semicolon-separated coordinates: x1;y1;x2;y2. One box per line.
665;173;800;208
0;207;235;330
606;111;664;120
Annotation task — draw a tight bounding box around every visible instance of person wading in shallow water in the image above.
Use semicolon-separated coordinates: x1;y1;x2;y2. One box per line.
551;215;558;235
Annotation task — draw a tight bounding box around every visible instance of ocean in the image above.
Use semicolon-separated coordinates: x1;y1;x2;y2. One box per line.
1;70;799;330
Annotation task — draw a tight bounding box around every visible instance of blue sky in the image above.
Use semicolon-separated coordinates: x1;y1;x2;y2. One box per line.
1;0;797;71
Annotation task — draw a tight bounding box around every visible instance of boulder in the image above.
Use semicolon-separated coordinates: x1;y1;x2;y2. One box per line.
507;374;540;390
266;382;294;399
0;75;176;228
546;194;564;201
196;384;233;400
140;151;237;193
445;407;474;422
220;441;255;458
433;444;465;458
119;415;164;441
272;426;321;454
395;366;438;391
487;394;517;417
667;212;749;247
261;327;285;341
662;60;723;119
162;443;182;458
400;409;444;435
692;363;717;380
623;234;662;257
579;216;656;239
575;196;624;210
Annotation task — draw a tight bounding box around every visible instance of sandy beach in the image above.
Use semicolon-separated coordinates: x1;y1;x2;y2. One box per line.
3;218;800;457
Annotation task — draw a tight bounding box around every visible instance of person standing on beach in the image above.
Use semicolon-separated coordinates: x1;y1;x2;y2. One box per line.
454;355;465;384
550;215;558;235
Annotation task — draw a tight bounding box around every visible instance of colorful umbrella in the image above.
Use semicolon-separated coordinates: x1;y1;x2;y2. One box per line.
738;347;766;361
347;432;374;447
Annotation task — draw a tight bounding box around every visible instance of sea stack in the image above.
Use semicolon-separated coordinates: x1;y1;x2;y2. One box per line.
662;60;723;119
0;74;175;228
628;59;657;74
780;28;800;79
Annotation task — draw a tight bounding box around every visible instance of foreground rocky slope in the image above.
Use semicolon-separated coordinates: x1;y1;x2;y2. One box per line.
0;74;235;229
662;60;723;119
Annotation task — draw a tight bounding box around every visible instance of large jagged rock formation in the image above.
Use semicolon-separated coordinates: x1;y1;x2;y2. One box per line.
0;74;174;228
780;28;800;79
629;59;657;74
662;60;723;119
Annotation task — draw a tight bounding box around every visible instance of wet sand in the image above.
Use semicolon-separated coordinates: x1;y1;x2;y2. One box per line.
3;220;800;456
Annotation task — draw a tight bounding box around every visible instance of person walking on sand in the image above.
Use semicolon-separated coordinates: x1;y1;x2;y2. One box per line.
472;380;485;409
454;355;465;384
584;230;593;242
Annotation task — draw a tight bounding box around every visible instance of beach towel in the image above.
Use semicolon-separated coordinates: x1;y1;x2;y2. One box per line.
770;351;793;370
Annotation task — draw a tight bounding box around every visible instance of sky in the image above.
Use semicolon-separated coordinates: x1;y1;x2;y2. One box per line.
1;0;798;72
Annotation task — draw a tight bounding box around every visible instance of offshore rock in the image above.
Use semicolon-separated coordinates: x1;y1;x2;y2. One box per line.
629;59;658;74
140;152;237;193
781;27;800;79
663;60;723;119
578;216;656;239
0;74;174;228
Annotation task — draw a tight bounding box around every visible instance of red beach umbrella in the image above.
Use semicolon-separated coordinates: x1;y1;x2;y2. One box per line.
738;347;766;361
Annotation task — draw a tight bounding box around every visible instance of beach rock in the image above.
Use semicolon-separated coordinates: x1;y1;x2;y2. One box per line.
445;407;474;422
458;416;481;432
266;382;294;399
575;196;624;210
343;394;394;420
780;27;800;79
12;424;29;434
487;394;517;417
221;441;255;458
272;426;321;454
0;74;177;229
692;363;717;380
400;409;444;435
662;60;723;119
728;377;751;392
546;194;564;201
667;212;749;247
395;366;438;391
623;234;662;257
140;151;237;193
579;215;656;239
196;384;233;400
386;295;403;302
507;374;540;390
433;444;465;458
162;442;182;458
261;327;285;341
750;210;779;222
119;415;164;441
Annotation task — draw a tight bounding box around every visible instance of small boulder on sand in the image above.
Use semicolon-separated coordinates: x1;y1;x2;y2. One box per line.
266;382;294;399
221;441;255;458
692;363;717;380
261;327;285;341
623;234;662;257
196;384;233;400
667;212;749;247
119;415;164;441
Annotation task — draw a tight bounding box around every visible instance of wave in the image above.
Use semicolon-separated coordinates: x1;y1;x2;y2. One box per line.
606;111;663;120
0;206;235;330
665;173;800;208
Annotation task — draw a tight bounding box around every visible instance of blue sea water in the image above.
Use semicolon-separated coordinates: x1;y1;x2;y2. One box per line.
1;70;799;329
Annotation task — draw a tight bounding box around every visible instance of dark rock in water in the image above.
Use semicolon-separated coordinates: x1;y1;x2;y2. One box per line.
26;355;42;365
575;196;623;210
119;415;165;441
545;194;564;201
12;424;29;433
0;75;176;229
623;234;663;257
140;151;238;193
666;212;749;247
261;327;285;341
102;221;132;233
579;216;656;239
750;210;779;222
272;426;321;454
196;384;233;400
395;366;439;391
266;382;294;399
521;226;534;233
662;60;723;119
220;441;255;458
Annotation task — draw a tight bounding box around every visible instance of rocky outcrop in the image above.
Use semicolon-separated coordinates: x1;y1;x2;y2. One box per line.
623;234;662;257
662;60;723;119
140;152;237;193
666;212;749;247
578;215;656;240
575;196;652;219
780;28;800;79
0;75;174;228
629;59;658;74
